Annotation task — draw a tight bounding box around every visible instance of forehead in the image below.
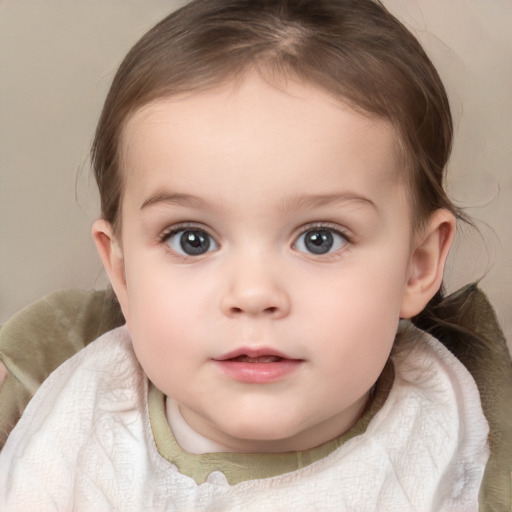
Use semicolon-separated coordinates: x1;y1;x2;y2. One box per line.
119;74;406;213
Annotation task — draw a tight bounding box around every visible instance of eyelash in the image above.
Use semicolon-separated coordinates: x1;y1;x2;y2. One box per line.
296;222;351;242
157;222;352;258
158;223;213;244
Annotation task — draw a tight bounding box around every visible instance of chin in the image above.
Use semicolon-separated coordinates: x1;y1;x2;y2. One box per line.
221;418;310;452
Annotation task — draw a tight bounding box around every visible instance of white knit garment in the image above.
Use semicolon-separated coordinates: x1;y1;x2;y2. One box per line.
0;326;489;512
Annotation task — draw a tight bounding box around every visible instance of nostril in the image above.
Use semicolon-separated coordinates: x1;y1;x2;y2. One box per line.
228;305;278;316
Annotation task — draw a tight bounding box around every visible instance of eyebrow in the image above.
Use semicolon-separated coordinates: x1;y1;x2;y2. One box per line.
140;190;377;213
140;192;208;210
280;192;377;213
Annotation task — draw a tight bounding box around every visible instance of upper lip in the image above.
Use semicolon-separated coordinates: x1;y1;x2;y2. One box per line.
213;347;300;361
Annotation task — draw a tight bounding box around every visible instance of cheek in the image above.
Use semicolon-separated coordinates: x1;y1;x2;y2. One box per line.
316;301;396;399
124;248;190;317
121;264;201;384
297;255;407;367
127;304;197;396
303;256;408;325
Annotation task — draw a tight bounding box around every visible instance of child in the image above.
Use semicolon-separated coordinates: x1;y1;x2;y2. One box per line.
0;0;511;509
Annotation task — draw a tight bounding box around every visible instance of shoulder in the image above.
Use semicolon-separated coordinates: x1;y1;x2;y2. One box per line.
0;326;150;508
0;288;123;448
1;325;143;446
410;285;512;512
389;323;489;451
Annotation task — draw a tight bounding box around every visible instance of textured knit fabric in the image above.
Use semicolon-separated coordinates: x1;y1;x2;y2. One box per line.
0;325;489;511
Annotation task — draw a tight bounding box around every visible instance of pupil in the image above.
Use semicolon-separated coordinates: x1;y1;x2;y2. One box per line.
180;231;210;255
305;230;333;254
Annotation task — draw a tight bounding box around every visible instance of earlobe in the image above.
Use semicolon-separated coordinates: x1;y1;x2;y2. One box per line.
400;209;456;318
91;219;130;321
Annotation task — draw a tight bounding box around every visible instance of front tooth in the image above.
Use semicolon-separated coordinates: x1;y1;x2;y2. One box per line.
238;355;281;363
258;356;280;363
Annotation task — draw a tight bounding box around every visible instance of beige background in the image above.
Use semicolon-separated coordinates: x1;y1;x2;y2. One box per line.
0;1;510;349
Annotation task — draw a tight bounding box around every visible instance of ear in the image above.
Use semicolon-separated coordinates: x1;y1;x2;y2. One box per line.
92;219;130;322
400;209;456;318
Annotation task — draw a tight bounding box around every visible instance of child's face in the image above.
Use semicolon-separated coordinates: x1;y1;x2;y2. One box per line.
98;74;431;453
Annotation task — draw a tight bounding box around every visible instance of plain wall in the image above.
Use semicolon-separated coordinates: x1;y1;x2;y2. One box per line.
1;0;511;348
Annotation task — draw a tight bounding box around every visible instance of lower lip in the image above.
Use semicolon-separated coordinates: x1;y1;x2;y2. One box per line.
213;359;302;383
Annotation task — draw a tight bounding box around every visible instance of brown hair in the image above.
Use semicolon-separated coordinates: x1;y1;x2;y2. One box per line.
92;0;460;233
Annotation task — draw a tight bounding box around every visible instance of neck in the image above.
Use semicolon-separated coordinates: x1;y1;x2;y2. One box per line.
166;393;370;454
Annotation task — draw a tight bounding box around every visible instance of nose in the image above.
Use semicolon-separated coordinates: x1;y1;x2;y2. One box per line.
220;257;291;319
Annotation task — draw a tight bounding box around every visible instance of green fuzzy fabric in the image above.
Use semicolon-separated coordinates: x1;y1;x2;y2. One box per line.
0;286;510;510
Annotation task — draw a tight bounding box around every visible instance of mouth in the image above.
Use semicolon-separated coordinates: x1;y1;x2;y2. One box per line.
213;347;302;383
214;347;298;363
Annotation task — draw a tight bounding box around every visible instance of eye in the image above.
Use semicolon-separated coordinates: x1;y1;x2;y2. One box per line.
294;227;347;255
164;229;218;256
